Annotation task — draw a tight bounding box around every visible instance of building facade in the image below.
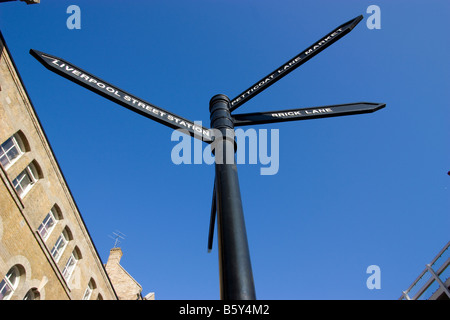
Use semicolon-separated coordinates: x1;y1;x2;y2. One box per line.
0;30;150;300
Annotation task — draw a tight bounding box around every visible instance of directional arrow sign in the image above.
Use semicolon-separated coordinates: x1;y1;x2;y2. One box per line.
30;49;213;143
229;15;363;112
232;102;386;126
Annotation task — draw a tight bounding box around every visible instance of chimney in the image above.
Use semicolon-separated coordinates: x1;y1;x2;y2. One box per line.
106;247;123;265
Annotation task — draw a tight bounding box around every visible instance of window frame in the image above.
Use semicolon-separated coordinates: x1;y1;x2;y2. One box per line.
0;135;24;169
51;230;69;262
82;281;94;300
12;164;38;198
0;266;20;300
38;207;59;241
23;288;40;300
62;251;79;281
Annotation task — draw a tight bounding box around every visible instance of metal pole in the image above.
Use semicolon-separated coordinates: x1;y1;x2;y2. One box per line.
209;94;256;300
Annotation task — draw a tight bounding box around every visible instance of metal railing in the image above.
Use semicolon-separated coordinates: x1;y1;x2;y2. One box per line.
400;241;450;300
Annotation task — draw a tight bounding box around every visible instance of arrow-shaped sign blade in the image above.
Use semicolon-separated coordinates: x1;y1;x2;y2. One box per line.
229;15;363;112
232;102;386;126
30;49;213;143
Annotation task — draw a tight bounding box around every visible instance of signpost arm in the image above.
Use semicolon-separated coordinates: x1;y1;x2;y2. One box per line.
229;15;363;112
210;94;256;300
232;102;386;126
30;49;213;143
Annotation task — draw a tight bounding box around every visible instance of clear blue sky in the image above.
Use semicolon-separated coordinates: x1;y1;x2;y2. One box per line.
1;0;448;300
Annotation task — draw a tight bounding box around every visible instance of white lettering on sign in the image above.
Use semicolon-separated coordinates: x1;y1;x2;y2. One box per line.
231;27;344;107
44;55;210;139
304;29;342;55
304;108;333;114
271;107;333;118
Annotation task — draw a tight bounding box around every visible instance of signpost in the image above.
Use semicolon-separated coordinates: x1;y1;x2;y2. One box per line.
232;102;386;126
31;14;385;300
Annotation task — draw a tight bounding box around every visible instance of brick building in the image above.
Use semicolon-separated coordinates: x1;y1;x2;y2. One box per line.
0;29;152;300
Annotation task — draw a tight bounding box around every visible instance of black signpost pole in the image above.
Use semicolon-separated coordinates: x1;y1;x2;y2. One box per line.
209;94;256;300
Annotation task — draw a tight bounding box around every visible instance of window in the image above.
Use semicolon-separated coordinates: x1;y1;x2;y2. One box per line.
62;248;80;281
0;135;24;169
51;228;70;262
38;211;56;240
0;266;20;300
12;162;40;198
23;288;40;300
82;283;93;300
38;206;61;241
82;279;96;300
